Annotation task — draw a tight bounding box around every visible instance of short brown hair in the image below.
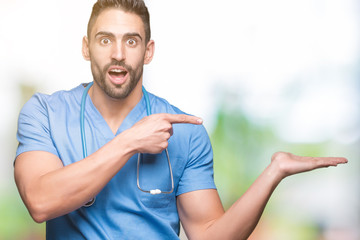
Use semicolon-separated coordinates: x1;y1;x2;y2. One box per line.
87;0;151;43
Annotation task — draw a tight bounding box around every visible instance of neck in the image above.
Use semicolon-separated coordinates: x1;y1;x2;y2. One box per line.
89;80;143;134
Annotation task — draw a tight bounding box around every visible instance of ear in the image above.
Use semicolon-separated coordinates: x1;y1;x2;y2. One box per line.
82;36;90;61
144;40;155;65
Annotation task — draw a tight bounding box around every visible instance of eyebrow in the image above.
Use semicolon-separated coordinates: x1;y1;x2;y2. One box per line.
95;31;143;41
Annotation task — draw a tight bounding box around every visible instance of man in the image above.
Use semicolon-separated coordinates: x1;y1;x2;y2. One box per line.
14;0;347;239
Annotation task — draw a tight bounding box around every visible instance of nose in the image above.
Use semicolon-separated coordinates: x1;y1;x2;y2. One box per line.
111;42;125;62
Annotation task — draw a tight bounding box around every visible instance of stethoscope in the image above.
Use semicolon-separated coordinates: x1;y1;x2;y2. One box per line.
81;82;174;207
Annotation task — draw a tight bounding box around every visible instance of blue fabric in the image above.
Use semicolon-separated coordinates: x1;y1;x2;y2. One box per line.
16;83;216;239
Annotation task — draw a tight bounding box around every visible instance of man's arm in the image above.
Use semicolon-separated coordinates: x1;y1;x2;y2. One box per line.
14;134;136;223
14;113;202;223
177;152;348;240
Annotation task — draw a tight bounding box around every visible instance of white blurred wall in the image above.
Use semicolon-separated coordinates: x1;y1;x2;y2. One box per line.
1;0;359;238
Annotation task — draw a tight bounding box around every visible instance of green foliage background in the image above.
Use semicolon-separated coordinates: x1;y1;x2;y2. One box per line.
1;85;357;240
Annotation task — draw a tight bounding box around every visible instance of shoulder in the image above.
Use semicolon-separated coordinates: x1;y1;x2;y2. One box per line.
20;92;50;119
147;91;210;141
20;83;84;115
146;91;185;115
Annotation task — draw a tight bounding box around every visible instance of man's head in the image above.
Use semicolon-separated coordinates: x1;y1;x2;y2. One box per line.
82;0;154;100
88;0;151;44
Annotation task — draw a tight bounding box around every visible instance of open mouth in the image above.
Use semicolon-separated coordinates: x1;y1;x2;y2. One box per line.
109;68;127;77
107;67;128;84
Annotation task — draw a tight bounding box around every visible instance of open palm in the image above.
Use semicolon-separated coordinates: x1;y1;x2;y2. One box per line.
271;152;348;179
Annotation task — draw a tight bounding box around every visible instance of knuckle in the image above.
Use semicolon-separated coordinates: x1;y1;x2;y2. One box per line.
164;132;171;140
166;123;173;131
160;113;167;120
160;123;172;132
161;141;168;149
179;115;186;123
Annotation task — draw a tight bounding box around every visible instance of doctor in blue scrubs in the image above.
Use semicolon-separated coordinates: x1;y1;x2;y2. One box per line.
14;0;348;239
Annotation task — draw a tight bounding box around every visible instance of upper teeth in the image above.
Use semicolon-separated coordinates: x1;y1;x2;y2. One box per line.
110;69;124;73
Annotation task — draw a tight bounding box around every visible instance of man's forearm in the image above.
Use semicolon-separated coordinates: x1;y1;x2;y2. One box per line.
203;163;282;240
194;152;347;240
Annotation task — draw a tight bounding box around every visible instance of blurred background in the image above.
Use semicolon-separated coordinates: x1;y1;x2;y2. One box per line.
0;0;359;239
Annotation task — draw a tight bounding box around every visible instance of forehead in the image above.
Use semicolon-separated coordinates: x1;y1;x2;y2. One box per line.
91;8;145;39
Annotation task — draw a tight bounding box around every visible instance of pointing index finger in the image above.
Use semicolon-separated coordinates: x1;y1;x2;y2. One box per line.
165;114;203;125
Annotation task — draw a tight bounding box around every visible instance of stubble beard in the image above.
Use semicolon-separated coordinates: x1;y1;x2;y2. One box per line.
91;59;144;99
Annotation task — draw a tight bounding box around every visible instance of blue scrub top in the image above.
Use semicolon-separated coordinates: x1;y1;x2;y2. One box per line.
16;83;216;239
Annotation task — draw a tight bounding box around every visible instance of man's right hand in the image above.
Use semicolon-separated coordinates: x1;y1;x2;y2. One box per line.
123;113;203;154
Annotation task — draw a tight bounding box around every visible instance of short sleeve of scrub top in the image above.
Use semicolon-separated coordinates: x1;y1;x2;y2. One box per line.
175;124;215;196
16;93;59;158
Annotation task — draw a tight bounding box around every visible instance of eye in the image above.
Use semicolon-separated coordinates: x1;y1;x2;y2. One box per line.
100;38;111;45
126;38;137;46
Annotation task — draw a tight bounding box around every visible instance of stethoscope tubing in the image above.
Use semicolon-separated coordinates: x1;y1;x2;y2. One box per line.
136;148;174;195
80;82;93;160
80;82;174;207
